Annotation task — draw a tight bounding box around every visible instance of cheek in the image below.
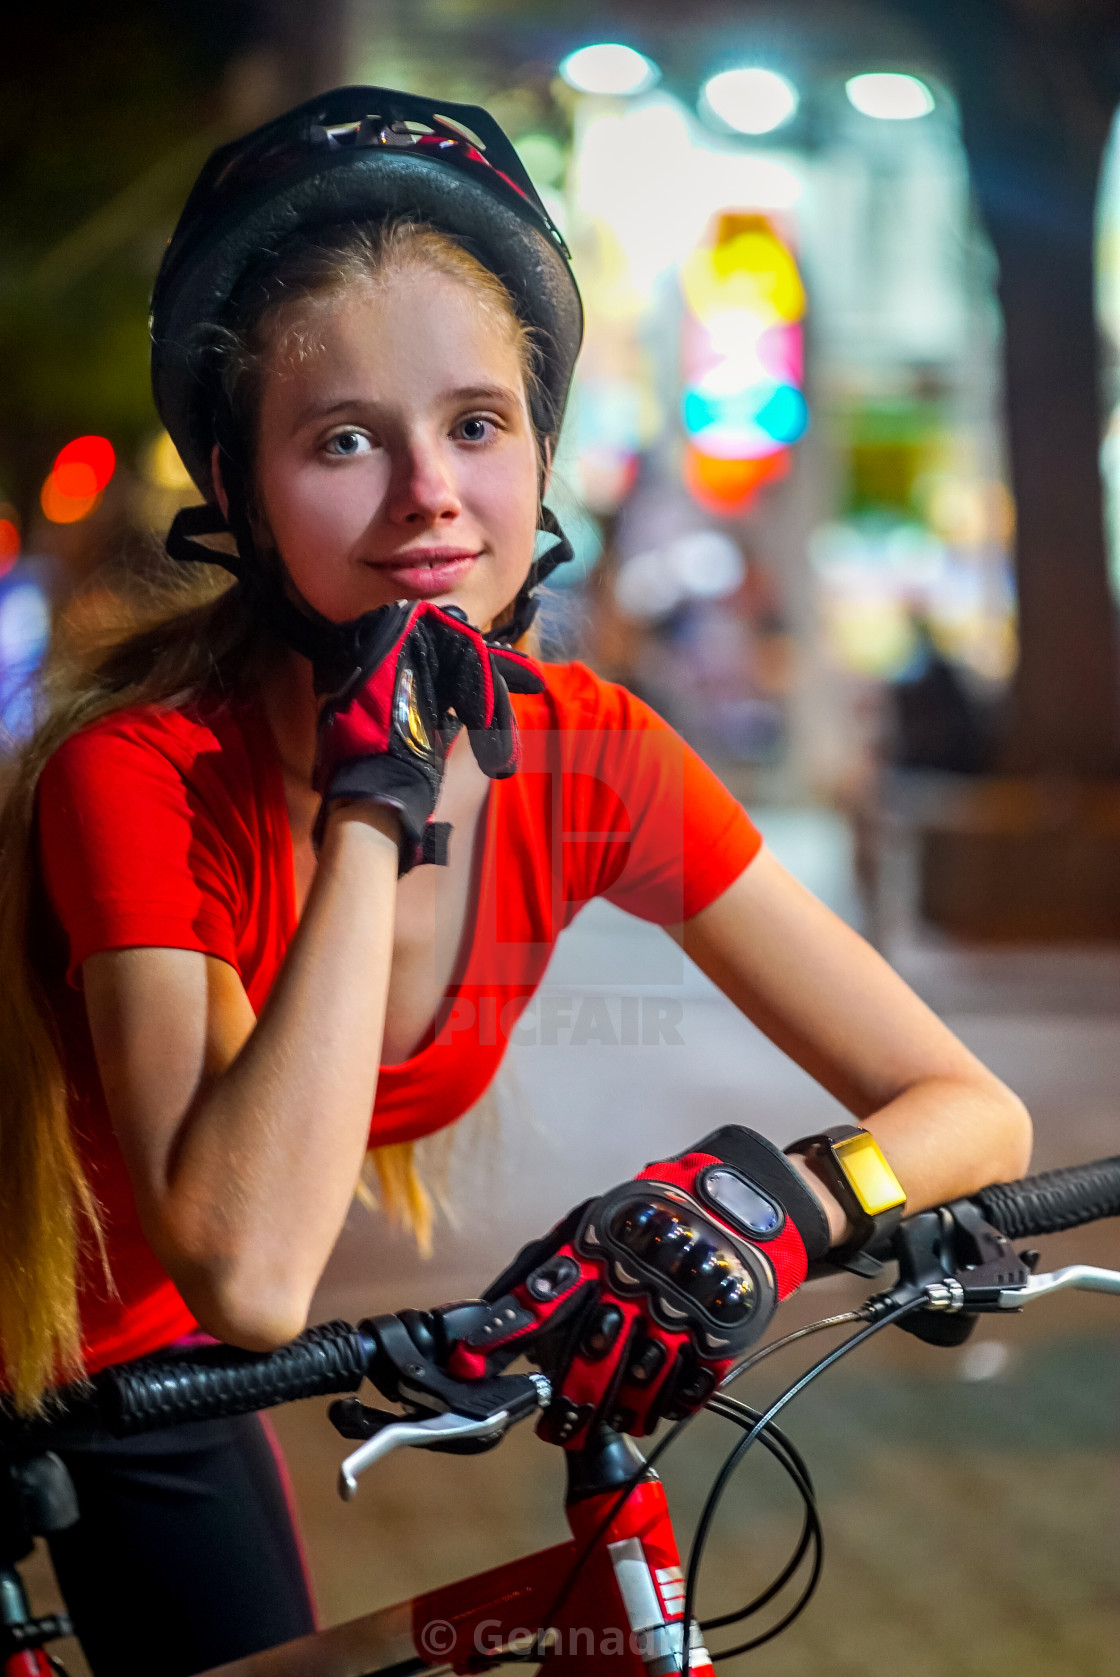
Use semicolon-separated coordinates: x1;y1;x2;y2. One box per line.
474;442;539;540
258;457;378;555
480;471;539;598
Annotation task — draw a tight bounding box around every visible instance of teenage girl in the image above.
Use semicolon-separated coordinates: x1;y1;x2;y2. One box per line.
0;87;1031;1676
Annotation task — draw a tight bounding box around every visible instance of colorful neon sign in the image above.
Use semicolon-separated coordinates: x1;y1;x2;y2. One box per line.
680;212;807;514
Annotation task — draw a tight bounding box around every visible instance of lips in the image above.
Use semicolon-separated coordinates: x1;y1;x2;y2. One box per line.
365;548;480;598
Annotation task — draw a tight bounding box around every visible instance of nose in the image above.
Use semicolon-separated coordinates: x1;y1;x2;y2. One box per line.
385;432;462;527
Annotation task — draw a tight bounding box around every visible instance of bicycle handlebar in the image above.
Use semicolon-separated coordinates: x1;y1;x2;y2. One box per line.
99;1319;373;1434
972;1154;1120;1240
4;1153;1119;1447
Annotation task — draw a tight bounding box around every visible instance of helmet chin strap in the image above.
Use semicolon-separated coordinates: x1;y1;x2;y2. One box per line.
165;501;362;692
164;495;574;678
483;505;574;647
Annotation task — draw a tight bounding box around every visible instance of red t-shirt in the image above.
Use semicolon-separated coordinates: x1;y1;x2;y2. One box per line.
33;660;761;1375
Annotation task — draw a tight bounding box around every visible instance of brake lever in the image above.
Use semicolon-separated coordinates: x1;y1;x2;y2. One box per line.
872;1204;1120;1322
866;1200;1034;1340
338;1409;515;1500
362;1308;544;1421
993;1264;1120;1309
331;1305;553;1500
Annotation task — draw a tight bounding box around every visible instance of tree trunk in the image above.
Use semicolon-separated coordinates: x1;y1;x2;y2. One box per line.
988;168;1116;772
914;0;1120;774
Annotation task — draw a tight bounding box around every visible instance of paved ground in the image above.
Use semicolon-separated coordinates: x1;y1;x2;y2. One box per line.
24;811;1120;1674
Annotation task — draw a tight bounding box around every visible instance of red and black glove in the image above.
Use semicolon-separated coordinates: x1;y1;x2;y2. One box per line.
312;601;543;871
449;1127;830;1449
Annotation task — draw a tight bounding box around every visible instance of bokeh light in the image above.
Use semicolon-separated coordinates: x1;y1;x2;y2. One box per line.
0;573;52;738
40;476;99;523
54;435;116;491
142;430;193;492
845;73;935;121
53;461;100;499
684;447;790;515
615;530;747;621
680;212;808;513
571;95;803;307
560;43;660;98
0;515;20;575
701;68;799;135
40;435;116;524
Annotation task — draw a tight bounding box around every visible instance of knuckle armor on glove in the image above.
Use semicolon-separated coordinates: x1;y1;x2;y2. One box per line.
312;600;543;872
449;1127;831;1450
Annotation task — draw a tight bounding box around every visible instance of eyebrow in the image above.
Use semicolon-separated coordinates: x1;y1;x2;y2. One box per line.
292;384;523;429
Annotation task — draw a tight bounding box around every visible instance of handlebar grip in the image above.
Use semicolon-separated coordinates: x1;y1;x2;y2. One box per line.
98;1319;370;1435
972;1155;1120;1240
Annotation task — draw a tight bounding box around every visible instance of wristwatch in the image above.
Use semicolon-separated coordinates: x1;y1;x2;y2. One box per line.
785;1124;906;1276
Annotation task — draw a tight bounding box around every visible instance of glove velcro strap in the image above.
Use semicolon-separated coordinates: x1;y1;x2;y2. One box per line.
679;1127;832;1263
313;756;436;871
421;822;452;866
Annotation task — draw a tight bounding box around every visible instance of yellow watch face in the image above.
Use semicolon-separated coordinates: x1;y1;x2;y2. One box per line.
833;1132;906;1217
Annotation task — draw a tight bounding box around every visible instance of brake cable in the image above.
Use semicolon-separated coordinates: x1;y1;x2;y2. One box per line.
719;1311;865;1389
703;1394;821;1635
521;1307;872;1666
682;1295;928;1661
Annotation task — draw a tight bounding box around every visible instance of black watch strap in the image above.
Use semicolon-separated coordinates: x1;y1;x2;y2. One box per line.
785;1124;906;1277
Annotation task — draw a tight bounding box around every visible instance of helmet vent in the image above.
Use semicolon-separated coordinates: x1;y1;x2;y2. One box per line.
320;120;363;147
315;116;448;152
379;120;437;147
433;113;487;151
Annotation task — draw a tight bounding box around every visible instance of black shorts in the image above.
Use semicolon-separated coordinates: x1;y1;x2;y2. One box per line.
25;1413;315;1676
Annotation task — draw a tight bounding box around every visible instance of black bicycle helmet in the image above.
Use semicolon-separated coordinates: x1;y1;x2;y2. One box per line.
153;85;583;655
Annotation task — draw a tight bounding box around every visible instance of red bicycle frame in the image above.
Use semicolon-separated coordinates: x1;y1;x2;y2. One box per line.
208;1462;713;1676
1;1554;60;1677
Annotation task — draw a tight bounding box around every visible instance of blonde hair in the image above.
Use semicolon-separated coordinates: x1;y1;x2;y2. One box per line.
0;222;539;1412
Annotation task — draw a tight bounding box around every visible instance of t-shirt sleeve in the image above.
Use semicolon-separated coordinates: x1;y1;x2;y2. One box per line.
37;722;242;986
558;668;762;924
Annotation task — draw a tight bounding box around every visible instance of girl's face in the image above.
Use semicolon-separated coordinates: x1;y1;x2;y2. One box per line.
251;267;541;630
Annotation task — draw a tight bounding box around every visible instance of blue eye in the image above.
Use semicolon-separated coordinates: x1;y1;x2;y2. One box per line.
328;430;368;456
458;417;492;443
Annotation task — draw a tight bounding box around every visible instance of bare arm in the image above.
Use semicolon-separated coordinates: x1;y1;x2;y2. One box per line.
83;805;400;1349
671;847;1032;1243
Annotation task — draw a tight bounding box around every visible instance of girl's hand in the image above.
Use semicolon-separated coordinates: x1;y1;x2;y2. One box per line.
313;601;543;870
449;1127;830;1451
